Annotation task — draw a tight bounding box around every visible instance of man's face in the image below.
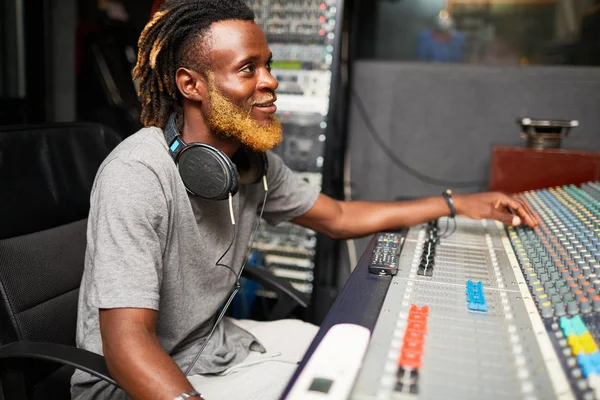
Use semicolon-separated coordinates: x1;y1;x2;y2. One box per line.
202;20;282;152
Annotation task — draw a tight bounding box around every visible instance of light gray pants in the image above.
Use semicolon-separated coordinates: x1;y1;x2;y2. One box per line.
189;318;319;400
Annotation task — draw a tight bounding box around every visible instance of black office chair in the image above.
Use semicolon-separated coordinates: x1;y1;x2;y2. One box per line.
0;122;308;400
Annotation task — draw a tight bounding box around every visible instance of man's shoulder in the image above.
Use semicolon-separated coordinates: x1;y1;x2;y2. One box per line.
112;126;168;159
101;127;172;172
93;126;177;189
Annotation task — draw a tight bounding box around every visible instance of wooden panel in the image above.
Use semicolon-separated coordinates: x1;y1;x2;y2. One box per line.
489;146;600;193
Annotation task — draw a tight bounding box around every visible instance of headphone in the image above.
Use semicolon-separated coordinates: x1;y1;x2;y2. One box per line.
163;114;268;200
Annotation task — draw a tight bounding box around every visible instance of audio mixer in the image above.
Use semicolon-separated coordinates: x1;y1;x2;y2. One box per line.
284;181;600;400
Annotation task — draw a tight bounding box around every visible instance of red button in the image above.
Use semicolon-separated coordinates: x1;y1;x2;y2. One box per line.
406;322;427;334
404;330;423;341
402;338;424;350
408;312;427;322
399;352;423;369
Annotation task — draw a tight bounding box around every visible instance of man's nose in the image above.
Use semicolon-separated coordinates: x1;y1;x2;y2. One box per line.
257;69;278;92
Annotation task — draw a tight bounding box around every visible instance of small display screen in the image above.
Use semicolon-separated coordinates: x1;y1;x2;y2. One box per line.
271;60;303;70
308;377;334;394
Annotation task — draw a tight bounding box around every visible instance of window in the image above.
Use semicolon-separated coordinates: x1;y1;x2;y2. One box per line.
357;0;600;67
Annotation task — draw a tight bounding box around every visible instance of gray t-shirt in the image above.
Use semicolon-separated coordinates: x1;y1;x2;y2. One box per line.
70;127;319;399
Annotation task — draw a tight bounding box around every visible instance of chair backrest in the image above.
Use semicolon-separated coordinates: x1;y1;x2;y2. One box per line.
0;122;121;347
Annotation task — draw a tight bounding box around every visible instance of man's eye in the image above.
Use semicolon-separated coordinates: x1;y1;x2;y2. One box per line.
266;62;272;72
242;64;255;73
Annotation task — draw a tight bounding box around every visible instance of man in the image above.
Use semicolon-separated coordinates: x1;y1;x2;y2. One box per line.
417;11;465;63
71;1;537;399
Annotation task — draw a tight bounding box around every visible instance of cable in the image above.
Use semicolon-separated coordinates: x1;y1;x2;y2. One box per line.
438;216;457;239
184;182;269;376
350;88;488;188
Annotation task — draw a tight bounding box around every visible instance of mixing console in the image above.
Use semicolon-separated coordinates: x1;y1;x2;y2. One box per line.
290;181;600;400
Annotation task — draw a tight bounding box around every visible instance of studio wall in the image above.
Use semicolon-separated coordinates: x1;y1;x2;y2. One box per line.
346;61;600;259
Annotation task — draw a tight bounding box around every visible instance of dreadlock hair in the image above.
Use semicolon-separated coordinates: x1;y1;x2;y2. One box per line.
133;0;255;128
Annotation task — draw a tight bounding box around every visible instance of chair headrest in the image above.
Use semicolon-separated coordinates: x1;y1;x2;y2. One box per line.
0;122;122;239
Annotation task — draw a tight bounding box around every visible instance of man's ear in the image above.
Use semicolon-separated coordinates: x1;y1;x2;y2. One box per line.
175;67;207;102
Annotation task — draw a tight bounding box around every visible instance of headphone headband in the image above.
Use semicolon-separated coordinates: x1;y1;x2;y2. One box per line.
164;114;184;160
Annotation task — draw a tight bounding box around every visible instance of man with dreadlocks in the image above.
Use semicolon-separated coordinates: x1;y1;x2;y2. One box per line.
71;1;537;399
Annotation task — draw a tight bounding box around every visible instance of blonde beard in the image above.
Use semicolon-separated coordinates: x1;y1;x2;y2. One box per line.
206;77;283;153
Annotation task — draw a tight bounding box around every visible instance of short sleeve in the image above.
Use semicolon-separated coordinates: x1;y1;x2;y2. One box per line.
87;159;169;311
260;152;319;226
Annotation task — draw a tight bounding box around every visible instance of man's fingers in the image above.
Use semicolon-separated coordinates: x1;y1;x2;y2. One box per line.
491;207;521;226
491;195;537;227
506;196;538;227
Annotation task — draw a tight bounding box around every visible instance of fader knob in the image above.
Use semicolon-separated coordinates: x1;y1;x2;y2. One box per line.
567;300;579;315
541;302;554;318
580;297;592;314
593;295;600;312
554;302;566;317
551;294;562;303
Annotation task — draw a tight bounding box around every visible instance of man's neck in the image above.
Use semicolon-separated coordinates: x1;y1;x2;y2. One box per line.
180;111;241;158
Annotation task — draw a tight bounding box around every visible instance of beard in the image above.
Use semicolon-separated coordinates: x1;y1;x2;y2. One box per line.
205;77;283;153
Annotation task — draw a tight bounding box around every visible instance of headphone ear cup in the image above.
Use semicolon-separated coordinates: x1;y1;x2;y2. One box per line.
178;144;238;200
233;148;269;185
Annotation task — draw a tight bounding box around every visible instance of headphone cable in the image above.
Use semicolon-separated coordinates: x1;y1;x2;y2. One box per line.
184;181;269;376
350;88;488;188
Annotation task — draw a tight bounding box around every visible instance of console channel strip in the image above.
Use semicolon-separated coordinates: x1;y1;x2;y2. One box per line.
245;0;344;299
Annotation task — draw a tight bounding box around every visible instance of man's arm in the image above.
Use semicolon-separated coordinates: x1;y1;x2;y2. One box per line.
292;192;537;240
99;308;202;400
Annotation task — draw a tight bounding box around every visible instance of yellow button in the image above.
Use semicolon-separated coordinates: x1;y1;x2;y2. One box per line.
581;332;599;354
584;341;598;354
572;343;585;355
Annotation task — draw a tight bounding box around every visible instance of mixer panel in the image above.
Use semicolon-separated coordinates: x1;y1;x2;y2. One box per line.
282;181;600;400
352;217;569;400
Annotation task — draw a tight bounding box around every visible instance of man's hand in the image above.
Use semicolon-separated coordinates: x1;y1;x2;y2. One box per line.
453;192;538;227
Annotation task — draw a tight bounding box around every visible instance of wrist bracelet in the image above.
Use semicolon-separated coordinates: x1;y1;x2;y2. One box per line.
442;189;457;218
174;391;202;400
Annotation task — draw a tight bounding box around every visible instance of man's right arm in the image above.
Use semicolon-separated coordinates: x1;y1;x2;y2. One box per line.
99;308;202;400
